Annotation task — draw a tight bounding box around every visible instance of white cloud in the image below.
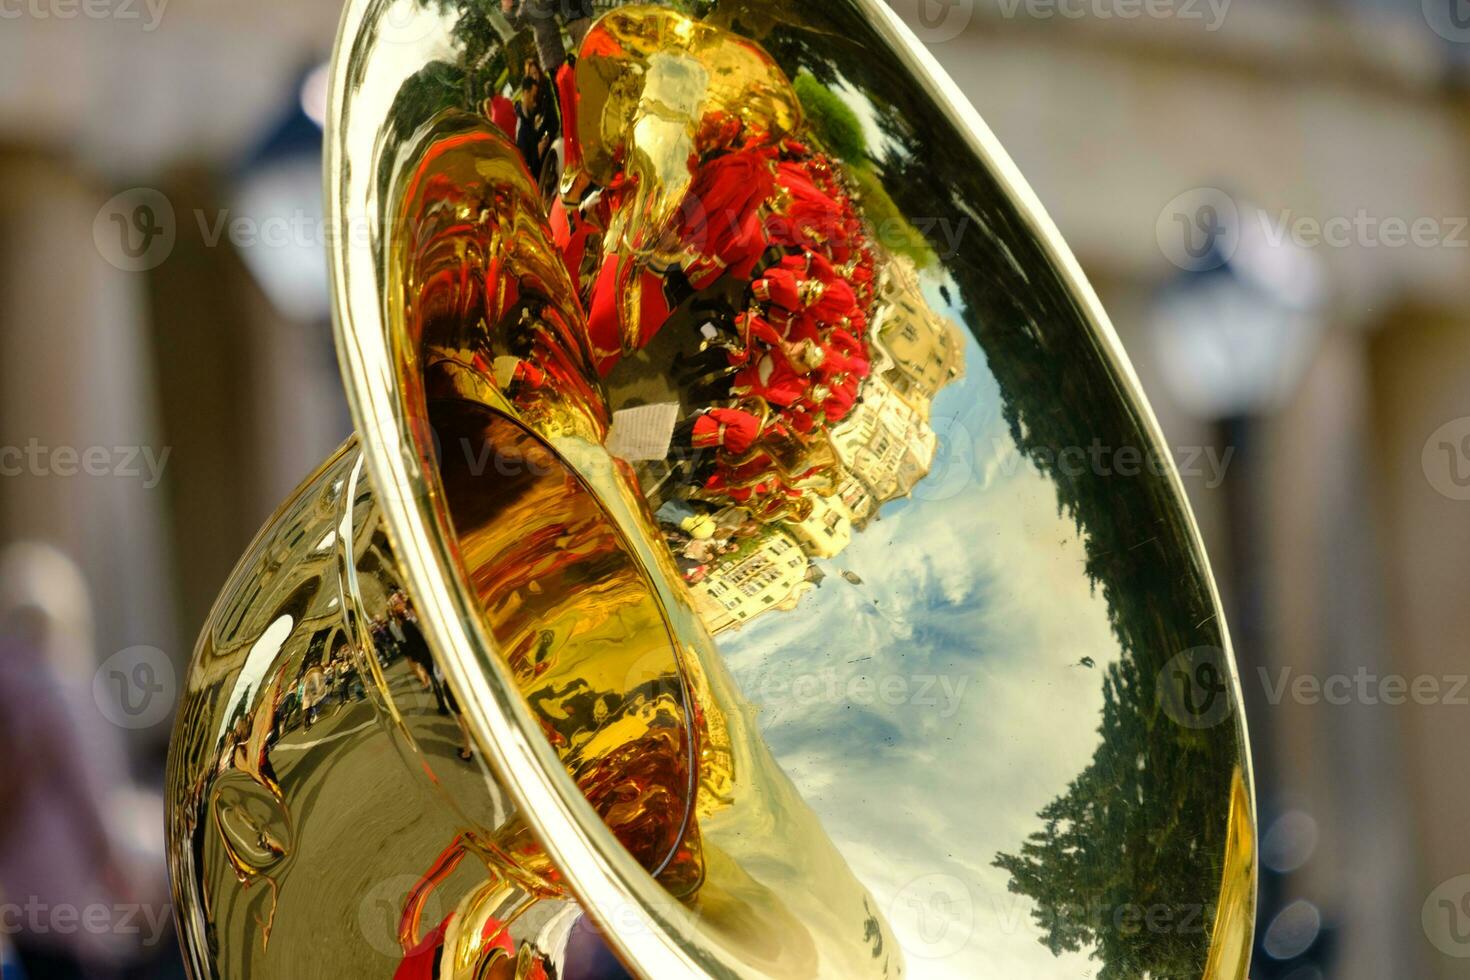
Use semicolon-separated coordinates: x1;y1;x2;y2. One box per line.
713;333;1121;975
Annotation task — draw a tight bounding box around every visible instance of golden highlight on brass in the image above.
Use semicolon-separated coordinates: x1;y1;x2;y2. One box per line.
166;2;1256;978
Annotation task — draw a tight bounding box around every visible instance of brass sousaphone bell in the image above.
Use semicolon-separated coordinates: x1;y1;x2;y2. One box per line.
166;2;1256;977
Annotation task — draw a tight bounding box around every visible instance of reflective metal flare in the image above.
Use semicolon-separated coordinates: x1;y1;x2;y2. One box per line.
166;2;1256;978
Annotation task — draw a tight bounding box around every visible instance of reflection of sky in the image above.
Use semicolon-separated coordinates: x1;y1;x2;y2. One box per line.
831;76;906;163
715;273;1120;976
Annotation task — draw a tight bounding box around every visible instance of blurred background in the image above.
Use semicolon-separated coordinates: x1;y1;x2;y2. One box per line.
0;0;1466;977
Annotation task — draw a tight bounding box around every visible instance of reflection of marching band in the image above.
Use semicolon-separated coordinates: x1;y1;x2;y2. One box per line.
555;122;882;533
483;6;966;632
675;258;966;634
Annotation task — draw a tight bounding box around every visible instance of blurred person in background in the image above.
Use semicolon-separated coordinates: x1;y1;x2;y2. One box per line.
0;545;171;980
516;71;560;182
521;56;557;131
1;934;23;980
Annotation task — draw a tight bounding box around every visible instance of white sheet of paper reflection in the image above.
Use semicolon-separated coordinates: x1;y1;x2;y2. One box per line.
607;403;681;462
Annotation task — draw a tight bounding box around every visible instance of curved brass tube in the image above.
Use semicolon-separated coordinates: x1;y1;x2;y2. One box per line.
167;2;1255;978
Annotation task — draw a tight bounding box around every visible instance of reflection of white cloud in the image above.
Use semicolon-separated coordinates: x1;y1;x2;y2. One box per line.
832;78;904;162
716;332;1121;976
977;438;1020;494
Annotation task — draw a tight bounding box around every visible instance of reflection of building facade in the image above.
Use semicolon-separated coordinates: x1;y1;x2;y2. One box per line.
805;257;965;531
691;529;812;634
826;375;939;528
872;256;966;419
833;470;876;527
685;254;967;631
786;491;852;559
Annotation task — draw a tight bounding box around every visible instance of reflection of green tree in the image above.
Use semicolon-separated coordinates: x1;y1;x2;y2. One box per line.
383;0;518;107
791;70;935;268
376;60;475;202
756;6;1242;979
973;293;1236;979
847;165;934;270
375;3;514;198
434;0;510;102
991;661;1232;978
794;71;865;163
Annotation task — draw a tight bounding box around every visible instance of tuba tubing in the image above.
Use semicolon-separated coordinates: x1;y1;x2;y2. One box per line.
167;2;1255;978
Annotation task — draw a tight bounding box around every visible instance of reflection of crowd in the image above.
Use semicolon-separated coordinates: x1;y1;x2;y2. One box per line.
514;60;560;183
296;652;363;732
663;131;879;394
241;589;470;757
476;8;897;597
485;1;595;189
479;7;884;529
658;503;762;585
370;589;475;760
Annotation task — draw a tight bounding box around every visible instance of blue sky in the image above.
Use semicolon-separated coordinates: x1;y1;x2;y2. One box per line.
712;279;1123;976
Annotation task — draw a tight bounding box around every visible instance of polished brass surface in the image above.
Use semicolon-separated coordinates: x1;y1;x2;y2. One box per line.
166;2;1256;978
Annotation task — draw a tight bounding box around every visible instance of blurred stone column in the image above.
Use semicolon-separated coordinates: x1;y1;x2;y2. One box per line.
1265;326;1422;980
0;149;181;756
1368;306;1470;980
140;166;349;655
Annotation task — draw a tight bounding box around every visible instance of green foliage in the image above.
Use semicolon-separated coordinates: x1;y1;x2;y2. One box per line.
793;72;868;164
847;164;937;270
377;60;474;199
789;72;937;268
